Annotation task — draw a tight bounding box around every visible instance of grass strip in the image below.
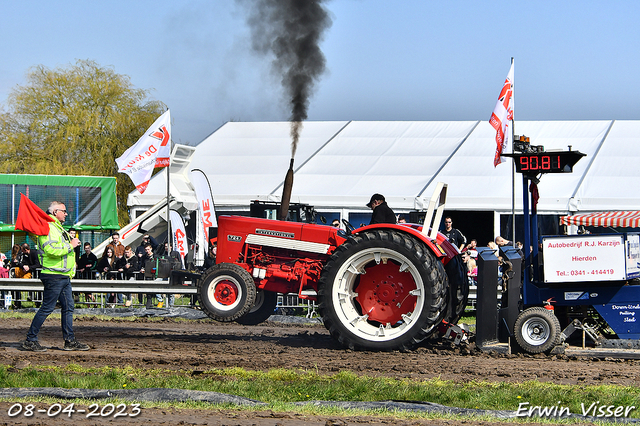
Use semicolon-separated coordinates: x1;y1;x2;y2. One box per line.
0;364;637;418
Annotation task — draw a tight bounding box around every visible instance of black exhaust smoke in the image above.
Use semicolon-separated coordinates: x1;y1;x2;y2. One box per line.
240;0;332;220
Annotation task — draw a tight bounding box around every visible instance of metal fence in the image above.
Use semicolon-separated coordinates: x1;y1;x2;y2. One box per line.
1;270;318;318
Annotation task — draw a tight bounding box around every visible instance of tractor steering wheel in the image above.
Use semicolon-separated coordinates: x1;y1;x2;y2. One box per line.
342;219;355;236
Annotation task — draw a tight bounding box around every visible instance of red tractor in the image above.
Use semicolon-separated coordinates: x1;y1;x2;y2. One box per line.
197;184;468;351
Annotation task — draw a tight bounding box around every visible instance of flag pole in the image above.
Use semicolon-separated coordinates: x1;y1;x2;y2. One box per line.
166;144;172;256
510;57;516;246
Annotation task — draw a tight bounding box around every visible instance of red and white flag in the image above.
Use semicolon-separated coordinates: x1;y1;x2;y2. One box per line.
489;63;514;167
116;110;171;193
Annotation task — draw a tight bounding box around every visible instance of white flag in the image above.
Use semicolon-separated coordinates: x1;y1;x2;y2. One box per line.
190;169;217;235
190;169;217;264
489;63;514;167
116;110;171;193
170;209;188;268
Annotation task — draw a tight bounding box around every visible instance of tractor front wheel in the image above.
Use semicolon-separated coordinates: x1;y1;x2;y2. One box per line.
514;307;561;354
197;263;256;322
318;230;447;351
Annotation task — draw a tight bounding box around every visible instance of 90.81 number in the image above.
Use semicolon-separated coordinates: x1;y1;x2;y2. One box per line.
519;155;560;171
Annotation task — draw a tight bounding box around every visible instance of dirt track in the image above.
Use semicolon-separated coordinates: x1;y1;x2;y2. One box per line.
1;313;639;425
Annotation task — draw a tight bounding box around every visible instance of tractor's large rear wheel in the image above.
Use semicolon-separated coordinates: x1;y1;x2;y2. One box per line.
197;263;256;322
318;230;448;351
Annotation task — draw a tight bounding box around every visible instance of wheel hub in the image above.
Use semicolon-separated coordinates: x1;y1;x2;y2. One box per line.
524;319;549;344
356;262;416;324
214;281;239;306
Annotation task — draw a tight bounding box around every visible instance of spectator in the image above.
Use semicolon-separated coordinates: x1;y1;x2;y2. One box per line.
397;215;407;224
467;258;478;282
68;228;82;264
155;242;169;257
116;246;139;307
203;240;217;270
463;239;478;258
136;234;158;259
461;250;471;269
441;217;466;251
106;232;125;259
0;252;8;278
139;244;156;308
495;235;513;247
97;246;118;306
14;243;40;279
17;243;43;308
9;244;23;308
77;242;98;279
331;219;340;228
77;242;98;303
97;246;116;276
367;193;396;225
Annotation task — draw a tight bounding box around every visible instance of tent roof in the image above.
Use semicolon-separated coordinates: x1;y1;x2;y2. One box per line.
128;120;640;214
561;211;640;228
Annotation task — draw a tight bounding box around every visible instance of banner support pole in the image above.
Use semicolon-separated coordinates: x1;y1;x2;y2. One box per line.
166;145;172;255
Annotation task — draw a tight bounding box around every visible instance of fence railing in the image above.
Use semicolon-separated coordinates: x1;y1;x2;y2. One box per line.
1;273;318;318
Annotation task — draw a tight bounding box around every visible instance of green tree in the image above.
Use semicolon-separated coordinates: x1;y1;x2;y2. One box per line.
0;59;166;225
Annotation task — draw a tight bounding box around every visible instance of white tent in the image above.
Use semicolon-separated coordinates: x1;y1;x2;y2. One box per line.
127;120;640;241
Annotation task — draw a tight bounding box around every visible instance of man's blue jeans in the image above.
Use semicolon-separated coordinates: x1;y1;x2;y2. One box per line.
26;273;75;342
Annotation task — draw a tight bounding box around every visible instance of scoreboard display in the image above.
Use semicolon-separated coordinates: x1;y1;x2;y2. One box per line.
503;151;586;176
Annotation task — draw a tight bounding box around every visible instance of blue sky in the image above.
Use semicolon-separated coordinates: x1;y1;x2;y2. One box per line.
1;1;638;146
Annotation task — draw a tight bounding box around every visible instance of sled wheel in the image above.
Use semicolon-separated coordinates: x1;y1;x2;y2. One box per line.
197;263;256;322
235;290;278;325
514;307;561;354
443;254;469;324
318;229;447;351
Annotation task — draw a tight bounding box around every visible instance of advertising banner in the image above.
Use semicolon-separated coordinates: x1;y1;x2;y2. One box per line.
543;235;626;283
625;233;640;279
170;210;188;268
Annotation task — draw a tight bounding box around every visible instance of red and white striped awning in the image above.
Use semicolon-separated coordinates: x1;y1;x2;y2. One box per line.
561;211;640;228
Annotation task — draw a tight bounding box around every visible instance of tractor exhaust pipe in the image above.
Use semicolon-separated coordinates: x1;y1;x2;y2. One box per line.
279;158;294;221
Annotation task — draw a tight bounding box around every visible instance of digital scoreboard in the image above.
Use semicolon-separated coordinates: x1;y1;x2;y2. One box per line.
503;151;586;176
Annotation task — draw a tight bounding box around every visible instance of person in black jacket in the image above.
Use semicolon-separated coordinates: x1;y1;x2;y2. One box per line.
442;217;466;251
77;242;98;302
116;246;140;307
69;229;82;264
77;243;98;279
367;193;397;225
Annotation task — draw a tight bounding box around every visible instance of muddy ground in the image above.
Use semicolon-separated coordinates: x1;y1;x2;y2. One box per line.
1;312;639;425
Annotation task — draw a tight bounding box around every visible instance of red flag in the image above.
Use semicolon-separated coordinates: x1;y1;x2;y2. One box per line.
529;181;540;209
15;193;54;236
490;62;514;167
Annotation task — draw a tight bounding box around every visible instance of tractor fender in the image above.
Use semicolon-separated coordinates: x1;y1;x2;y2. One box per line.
352;223;459;264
